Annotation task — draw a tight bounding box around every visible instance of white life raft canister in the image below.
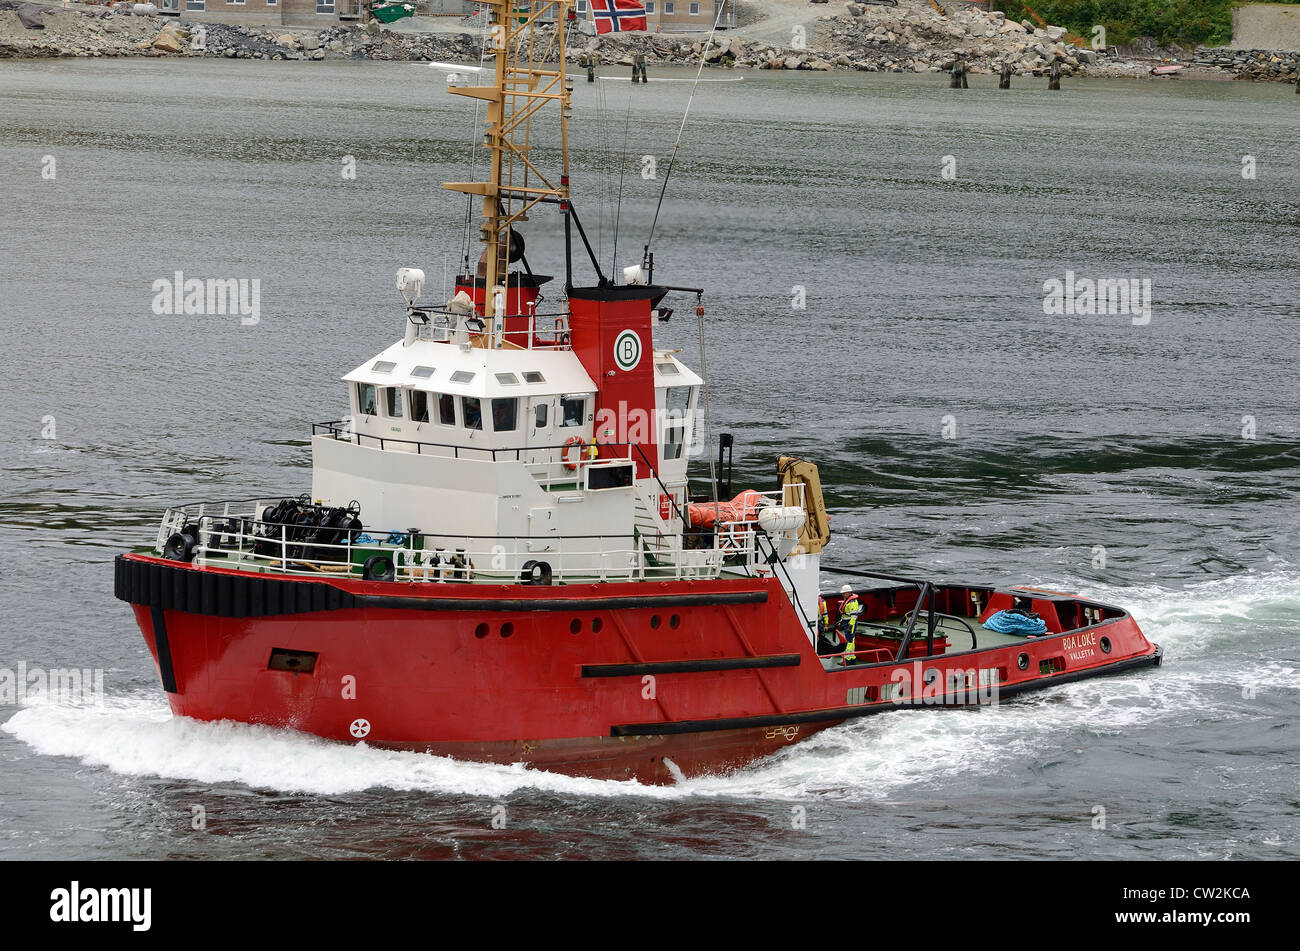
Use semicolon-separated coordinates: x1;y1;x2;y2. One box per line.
756;506;805;534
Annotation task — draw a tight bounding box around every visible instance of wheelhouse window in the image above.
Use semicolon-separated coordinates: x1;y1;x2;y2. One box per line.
523;371;545;384
356;382;377;416
664;425;685;460
383;387;403;418
372;360;396;374
437;393;456;426
410;391;430;423
411;366;434;380
663;386;692;459
450;370;475;384
495;373;519;386
491;398;518;433
561;397;586;427
666;386;691;417
587;461;634;490
462;397;483;430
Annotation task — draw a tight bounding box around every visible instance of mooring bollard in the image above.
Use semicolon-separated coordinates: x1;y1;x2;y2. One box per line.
1048;60;1061;90
999;60;1012;89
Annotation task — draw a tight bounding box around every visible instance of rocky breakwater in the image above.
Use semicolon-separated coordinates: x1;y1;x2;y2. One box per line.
4;0;1272;83
0;4;484;60
818;3;1124;76
571;2;1143;78
1192;46;1300;82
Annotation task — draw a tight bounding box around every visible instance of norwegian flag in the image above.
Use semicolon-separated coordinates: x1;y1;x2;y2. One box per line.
591;0;647;34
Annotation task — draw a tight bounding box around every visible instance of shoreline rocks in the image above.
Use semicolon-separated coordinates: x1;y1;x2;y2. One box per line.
1192;47;1300;82
0;6;484;61
1;1;1296;83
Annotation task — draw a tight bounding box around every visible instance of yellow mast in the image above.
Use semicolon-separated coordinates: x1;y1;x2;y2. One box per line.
443;1;573;302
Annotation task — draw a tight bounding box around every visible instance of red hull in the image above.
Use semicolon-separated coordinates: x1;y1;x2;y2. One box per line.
118;554;1161;784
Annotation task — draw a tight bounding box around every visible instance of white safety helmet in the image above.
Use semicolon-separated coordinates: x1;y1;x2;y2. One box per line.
840;584;853;595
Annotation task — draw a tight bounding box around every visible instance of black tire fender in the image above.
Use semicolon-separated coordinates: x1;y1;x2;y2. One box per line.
520;560;552;586
164;532;196;563
363;554;395;582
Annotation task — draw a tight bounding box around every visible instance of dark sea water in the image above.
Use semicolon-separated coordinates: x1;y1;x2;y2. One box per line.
1;59;1297;860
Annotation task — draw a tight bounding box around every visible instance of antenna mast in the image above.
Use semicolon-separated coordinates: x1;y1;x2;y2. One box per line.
443;1;574;299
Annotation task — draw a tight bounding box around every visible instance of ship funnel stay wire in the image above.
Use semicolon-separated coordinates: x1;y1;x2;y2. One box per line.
642;0;729;270
610;90;633;280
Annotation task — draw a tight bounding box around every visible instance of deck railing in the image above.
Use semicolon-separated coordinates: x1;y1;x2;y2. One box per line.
314;421;637;467
156;500;728;585
310;425;698;519
153;474;807;588
408;308;572;351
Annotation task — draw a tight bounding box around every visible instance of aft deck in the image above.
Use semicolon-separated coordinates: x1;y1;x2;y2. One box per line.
816;573;1128;670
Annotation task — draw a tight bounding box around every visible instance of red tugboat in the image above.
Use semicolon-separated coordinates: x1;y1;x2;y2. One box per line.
115;0;1161;784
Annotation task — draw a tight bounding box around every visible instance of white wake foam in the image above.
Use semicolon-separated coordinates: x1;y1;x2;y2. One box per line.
2;693;684;800
5;571;1291;801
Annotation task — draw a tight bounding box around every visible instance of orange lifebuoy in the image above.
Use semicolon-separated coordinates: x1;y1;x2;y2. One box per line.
562;436;585;471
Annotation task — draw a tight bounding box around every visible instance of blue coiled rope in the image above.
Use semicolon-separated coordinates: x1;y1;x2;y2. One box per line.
983;610;1048;636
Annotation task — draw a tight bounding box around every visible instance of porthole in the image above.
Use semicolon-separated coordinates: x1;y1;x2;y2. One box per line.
569;618;582;635
591;617;603;633
650;615;661;629
669;614;680;629
500;622;514;638
1017;652;1029;671
475;623;489;639
1099;636;1112;654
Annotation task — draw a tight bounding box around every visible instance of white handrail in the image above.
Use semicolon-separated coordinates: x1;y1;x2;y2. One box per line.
160;503;728;585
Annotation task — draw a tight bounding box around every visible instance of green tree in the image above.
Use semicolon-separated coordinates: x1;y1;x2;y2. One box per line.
992;0;1295;48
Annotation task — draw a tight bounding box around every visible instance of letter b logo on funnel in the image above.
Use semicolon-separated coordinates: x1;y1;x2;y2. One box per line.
614;330;642;371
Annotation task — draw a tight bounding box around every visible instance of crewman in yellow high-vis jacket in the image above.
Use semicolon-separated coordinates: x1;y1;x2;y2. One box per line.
837;584;863;665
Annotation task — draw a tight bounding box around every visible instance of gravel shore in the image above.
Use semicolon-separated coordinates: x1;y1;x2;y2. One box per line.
2;0;1296;84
